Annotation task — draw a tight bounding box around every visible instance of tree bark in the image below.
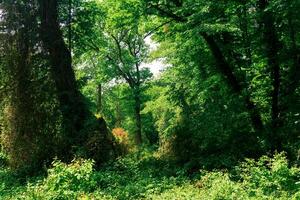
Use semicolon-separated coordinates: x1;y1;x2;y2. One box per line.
286;12;300;102
258;0;282;150
38;0;86;154
38;0;112;162
97;84;102;114
9;15;33;169
134;87;142;145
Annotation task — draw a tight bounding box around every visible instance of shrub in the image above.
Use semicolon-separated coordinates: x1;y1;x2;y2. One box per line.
25;159;96;199
237;152;300;197
112;128;131;155
193;152;300;200
1;151;300;200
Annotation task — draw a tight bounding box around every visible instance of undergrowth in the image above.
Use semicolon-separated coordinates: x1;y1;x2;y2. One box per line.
0;151;299;200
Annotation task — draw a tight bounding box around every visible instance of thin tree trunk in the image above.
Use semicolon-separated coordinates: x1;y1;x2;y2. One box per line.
97;84;102;114
134;87;142;145
258;0;282;151
286;12;300;101
115;96;122;127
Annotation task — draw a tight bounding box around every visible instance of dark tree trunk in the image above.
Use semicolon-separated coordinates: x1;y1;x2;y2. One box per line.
134;87;142;145
201;33;264;135
2;1;52;172
97;84;102;114
9;18;33;169
286;13;300;102
38;0;112;162
258;0;282;151
38;0;86;157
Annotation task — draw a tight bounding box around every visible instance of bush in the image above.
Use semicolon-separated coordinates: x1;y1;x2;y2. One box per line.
112;128;131;155
194;152;300;200
1;151;299;200
238;152;300;197
25;159;96;199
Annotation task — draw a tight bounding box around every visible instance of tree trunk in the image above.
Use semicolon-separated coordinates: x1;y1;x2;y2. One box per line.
258;0;282;151
38;0;86;158
97;84;102;114
134;87;142;145
286;11;300;103
201;33;264;135
38;0;112;162
115;96;122;127
1;1;52;172
8;16;33;170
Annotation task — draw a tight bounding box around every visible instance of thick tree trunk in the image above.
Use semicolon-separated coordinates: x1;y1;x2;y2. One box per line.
38;0;112;162
2;2;52;172
9;19;33;169
38;0;86;158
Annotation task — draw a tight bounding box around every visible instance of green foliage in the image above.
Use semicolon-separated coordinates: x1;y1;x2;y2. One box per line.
237;152;300;196
24;159;96;199
143;66;260;168
1;151;300;200
141;0;300;165
0;151;8;167
145;152;300;200
0;167;26;199
1;0;300;199
143;79;182;138
194;152;300;200
1;151;189;199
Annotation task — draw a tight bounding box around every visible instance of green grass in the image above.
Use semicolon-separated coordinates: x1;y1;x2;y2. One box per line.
0;150;299;200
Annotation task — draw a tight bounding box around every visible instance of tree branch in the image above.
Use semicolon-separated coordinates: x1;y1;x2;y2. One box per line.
143;19;174;39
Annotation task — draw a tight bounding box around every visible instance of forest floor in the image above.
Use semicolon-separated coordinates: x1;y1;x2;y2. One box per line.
1;149;299;199
0;149;203;199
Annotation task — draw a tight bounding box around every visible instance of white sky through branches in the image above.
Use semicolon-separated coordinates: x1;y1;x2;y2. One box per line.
142;36;166;77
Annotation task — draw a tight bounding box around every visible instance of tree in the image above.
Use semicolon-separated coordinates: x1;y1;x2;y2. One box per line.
105;32;151;145
0;0;61;173
144;0;300;153
37;0;113;163
73;0;153;145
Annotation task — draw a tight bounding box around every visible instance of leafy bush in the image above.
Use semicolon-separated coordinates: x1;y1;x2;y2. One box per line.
0;168;26;200
1;151;300;200
25;159;96;199
238;152;300;197
194;152;300;200
112;127;131;155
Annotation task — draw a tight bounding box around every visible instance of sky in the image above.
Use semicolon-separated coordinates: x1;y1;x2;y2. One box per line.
142;36;166;77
